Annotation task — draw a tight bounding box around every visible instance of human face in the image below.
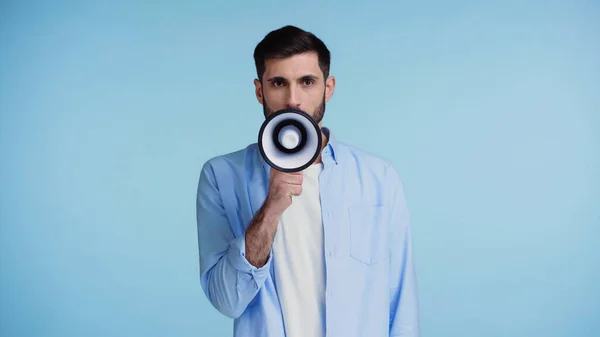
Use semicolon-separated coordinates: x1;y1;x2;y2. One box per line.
254;52;335;125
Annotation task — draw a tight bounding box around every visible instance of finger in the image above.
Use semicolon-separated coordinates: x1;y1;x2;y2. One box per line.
271;167;302;175
286;175;303;185
290;186;302;196
274;173;302;185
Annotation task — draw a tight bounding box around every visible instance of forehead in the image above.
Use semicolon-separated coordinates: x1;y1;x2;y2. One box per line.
263;52;321;79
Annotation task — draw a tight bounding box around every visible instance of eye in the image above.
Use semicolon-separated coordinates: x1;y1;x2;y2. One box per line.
272;79;284;87
302;78;315;86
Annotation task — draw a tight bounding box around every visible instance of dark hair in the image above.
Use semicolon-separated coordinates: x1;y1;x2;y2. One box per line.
253;25;331;82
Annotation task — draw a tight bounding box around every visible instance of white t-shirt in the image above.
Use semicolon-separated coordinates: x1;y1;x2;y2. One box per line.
272;163;326;337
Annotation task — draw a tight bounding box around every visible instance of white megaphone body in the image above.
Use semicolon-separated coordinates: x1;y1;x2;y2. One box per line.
258;108;323;172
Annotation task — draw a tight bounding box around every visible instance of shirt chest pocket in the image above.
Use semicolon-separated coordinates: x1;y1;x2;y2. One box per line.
348;204;389;266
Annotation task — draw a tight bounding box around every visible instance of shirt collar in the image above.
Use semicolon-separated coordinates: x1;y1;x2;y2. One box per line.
321;127;339;166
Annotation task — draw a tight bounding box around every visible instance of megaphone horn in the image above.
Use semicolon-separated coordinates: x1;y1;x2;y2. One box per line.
258;108;323;173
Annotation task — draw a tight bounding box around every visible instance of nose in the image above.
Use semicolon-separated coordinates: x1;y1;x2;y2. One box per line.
285;87;301;109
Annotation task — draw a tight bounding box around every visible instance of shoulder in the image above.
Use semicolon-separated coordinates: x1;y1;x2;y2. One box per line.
336;141;405;204
337;141;399;179
199;143;258;185
196;144;261;201
201;144;257;171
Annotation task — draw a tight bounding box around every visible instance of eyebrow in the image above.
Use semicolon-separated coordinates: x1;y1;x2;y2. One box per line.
266;74;320;83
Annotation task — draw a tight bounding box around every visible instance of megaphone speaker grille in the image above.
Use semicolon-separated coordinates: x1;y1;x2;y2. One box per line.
272;119;307;154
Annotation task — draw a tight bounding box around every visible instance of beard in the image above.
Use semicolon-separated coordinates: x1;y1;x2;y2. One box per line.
262;89;326;125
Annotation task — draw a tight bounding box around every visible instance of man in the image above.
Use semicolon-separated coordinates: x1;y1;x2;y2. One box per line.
196;25;419;337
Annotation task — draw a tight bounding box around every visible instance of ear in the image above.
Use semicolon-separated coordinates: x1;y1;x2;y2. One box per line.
325;76;336;102
254;78;263;105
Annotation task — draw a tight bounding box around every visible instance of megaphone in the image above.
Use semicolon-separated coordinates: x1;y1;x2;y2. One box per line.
258;108;323;172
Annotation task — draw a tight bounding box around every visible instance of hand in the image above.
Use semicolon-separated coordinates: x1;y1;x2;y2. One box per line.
263;167;303;216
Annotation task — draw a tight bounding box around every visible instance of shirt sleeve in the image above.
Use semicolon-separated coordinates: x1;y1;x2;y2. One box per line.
196;160;273;319
386;164;420;336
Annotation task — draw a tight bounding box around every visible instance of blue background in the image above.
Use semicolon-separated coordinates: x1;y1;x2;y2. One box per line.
1;1;598;336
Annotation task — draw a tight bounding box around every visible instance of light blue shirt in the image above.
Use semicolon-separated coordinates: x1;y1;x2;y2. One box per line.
196;128;419;337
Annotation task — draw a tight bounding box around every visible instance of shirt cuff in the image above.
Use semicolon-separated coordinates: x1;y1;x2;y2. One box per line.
227;235;273;275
